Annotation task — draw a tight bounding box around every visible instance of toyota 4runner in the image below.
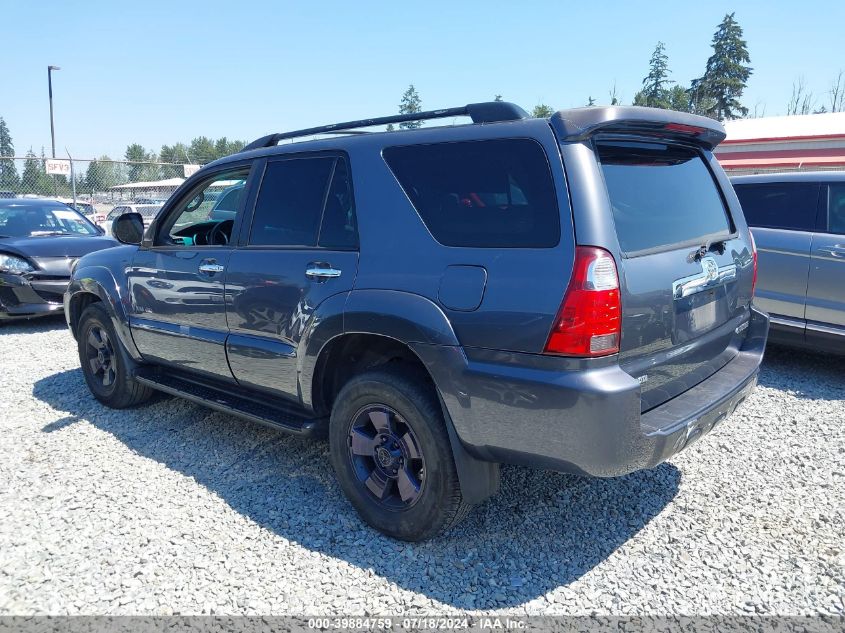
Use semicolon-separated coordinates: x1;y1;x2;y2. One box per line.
65;102;768;540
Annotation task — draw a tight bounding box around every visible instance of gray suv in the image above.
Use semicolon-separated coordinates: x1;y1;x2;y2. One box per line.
64;102;767;540
732;172;845;353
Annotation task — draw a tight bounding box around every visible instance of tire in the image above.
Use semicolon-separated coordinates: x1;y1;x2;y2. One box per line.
329;367;472;541
76;302;154;409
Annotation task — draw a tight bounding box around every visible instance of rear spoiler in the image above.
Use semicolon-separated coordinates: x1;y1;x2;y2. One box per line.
550;106;726;150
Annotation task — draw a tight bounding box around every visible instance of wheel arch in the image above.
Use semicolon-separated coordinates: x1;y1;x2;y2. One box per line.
66;266;142;361
300;290;498;505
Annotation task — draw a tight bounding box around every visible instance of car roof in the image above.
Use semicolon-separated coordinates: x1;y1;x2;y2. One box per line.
0;197;72;208
730;171;845;184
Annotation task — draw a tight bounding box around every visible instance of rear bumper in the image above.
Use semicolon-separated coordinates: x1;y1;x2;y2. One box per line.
0;272;68;320
417;307;768;477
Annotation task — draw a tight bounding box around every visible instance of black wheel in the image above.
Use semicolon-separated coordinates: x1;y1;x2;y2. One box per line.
329;368;471;541
77;302;153;408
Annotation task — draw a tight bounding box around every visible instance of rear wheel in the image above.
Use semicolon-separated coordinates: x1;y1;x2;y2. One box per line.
77;302;153;408
329;368;471;541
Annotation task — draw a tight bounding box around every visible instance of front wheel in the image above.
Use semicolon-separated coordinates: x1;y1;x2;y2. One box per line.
77;302;153;408
329;368;471;541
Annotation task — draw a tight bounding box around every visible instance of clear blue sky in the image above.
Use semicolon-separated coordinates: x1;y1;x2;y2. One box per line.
1;0;843;161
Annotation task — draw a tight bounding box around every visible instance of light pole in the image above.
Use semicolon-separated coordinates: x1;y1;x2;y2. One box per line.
47;65;61;158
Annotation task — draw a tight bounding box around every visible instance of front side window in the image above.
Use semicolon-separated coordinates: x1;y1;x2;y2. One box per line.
827;184;845;235
597;141;733;254
732;182;818;232
383;139;560;248
0;204;99;237
159;168;250;246
249;156;357;248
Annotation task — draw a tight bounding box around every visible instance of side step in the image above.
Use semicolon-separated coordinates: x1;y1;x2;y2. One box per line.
135;369;327;437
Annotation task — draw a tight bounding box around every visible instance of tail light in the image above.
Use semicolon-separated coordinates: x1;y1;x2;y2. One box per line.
749;230;758;297
545;246;621;357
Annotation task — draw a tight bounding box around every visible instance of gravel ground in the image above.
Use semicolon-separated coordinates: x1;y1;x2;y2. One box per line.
0;316;843;616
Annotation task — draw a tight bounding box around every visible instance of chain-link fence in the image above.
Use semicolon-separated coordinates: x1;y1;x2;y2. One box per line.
0;157;203;215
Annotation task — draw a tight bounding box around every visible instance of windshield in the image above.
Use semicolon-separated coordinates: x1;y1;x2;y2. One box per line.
0;203;100;237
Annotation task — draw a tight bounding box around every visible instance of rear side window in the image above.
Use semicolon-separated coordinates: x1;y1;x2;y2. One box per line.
827;183;845;235
383;139;560;248
597;141;733;254
733;182;818;231
249;157;335;247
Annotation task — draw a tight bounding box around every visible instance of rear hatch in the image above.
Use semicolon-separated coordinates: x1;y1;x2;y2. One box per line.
595;138;753;411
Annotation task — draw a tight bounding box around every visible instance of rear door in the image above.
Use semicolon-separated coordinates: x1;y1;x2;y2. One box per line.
732;181;819;322
594;140;754;411
224;154;359;402
806;182;845;331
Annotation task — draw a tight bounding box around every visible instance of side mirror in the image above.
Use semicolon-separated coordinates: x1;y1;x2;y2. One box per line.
112;212;144;245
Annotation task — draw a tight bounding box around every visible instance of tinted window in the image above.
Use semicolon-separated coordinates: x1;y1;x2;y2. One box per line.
383;139;560;248
249;157;335;246
827;184;845;235
318;158;357;249
598;141;732;254
732;182;818;231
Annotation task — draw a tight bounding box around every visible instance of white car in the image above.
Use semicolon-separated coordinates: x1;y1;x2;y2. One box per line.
102;204;162;237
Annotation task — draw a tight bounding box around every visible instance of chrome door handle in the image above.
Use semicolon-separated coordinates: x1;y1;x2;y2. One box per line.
198;263;225;275
306;266;342;280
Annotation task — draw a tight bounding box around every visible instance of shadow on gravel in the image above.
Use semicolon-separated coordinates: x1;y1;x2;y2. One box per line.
0;314;68;336
34;367;680;609
760;344;845;401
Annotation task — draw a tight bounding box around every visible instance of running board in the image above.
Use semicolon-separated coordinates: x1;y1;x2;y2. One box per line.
135;370;327;437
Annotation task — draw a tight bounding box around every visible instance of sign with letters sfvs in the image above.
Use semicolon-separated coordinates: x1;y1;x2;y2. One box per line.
183;164;201;177
45;159;71;176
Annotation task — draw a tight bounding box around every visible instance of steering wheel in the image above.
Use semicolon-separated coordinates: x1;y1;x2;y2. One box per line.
208;219;233;245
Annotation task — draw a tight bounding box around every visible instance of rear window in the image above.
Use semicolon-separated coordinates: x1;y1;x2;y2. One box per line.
732;182;819;232
383;139;560;248
597;141;733;254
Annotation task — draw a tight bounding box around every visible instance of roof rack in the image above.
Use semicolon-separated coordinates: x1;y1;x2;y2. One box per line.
240;101;528;152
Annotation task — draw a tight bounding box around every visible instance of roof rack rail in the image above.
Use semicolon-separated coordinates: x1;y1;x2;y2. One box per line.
240;101;528;153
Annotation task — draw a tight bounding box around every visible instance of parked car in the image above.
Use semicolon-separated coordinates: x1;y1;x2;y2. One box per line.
102;204;163;236
206;183;244;221
56;198;105;224
0;198;117;321
732;172;845;353
65;103;767;540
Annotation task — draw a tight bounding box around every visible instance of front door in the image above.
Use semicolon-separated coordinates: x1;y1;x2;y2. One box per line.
806;183;845;329
128;165;253;381
224;154;359;401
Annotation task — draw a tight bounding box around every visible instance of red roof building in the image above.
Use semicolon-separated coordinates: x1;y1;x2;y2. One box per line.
715;112;845;175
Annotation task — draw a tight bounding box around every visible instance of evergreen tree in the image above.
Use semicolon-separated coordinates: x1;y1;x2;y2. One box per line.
586;96;596;106
531;104;554;118
398;85;422;129
668;84;691;112
87;155;122;192
494;94;503;102
189;136;217;163
0;117;19;191
21;148;46;194
125;143;151;181
633;42;672;109
690;13;752;120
